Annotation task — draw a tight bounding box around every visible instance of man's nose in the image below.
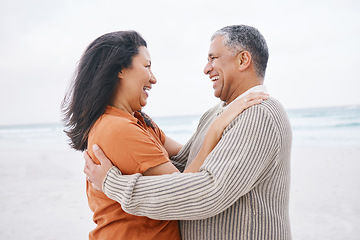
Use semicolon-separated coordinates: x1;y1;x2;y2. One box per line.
203;62;213;75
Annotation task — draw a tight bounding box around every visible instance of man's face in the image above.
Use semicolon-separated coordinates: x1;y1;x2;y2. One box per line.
203;36;238;102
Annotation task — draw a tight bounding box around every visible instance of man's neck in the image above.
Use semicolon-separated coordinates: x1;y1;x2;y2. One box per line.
226;80;264;105
221;85;267;108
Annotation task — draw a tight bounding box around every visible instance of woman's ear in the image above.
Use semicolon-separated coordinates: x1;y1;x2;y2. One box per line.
238;51;252;71
117;71;122;79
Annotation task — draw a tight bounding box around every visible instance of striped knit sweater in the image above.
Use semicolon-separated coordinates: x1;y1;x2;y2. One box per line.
103;97;292;240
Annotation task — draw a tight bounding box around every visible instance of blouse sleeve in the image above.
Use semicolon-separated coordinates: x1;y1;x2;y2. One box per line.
95;119;170;175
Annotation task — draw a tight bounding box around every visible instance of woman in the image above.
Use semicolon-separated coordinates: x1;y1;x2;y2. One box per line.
62;31;267;239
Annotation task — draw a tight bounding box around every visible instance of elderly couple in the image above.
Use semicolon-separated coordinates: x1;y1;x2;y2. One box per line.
62;25;292;240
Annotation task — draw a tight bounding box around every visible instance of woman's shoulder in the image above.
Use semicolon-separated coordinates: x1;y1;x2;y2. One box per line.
92;113;139;135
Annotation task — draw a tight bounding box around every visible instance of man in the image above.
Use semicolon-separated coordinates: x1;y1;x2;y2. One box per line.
85;25;292;240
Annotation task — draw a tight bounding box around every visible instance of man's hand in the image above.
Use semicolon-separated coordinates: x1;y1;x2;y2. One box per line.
84;144;114;192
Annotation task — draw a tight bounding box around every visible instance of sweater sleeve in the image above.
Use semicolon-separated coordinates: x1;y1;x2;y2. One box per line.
103;105;280;220
168;108;216;172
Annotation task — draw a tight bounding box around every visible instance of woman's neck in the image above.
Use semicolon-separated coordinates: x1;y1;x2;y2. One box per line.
111;100;134;115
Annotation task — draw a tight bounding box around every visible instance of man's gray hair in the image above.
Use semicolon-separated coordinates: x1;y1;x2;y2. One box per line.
211;25;269;79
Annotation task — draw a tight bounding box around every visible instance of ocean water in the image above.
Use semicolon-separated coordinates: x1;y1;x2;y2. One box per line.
155;105;360;146
286;105;360;146
0;105;359;146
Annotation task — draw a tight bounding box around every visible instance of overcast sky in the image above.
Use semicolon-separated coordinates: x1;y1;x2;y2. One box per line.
0;0;359;125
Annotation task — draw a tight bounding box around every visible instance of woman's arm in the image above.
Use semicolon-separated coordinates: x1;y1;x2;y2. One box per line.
163;136;183;157
183;92;268;173
146;92;269;175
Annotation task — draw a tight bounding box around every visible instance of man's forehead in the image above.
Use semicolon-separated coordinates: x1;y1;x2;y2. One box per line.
208;36;225;55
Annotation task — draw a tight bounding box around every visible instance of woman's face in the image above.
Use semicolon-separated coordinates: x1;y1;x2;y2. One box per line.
114;46;156;113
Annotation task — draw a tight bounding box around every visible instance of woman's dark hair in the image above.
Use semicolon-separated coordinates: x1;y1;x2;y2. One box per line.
61;30;151;151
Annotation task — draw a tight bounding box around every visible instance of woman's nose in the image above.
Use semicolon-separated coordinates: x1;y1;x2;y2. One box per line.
150;72;157;84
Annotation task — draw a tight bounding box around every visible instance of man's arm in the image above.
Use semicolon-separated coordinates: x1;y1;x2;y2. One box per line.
85;93;268;187
101;105;280;220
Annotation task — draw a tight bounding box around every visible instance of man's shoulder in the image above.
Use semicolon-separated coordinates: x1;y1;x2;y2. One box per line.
255;97;292;135
259;97;289;119
232;97;289;128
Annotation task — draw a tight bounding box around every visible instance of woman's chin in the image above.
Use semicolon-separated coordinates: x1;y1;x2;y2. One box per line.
140;100;147;109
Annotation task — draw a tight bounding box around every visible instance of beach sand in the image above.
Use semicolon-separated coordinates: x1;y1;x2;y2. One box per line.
290;145;360;239
1;137;359;239
0;137;95;239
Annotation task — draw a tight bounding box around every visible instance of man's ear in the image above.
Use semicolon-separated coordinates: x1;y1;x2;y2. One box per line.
238;51;252;71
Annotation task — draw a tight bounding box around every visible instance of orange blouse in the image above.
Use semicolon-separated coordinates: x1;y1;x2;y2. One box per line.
87;106;180;240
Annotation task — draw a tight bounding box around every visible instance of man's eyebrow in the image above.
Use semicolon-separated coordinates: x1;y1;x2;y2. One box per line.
207;53;216;60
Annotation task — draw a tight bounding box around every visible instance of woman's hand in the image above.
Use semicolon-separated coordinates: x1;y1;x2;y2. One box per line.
217;92;269;130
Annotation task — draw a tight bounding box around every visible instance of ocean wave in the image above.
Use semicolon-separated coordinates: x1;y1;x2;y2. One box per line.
1;106;359;146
